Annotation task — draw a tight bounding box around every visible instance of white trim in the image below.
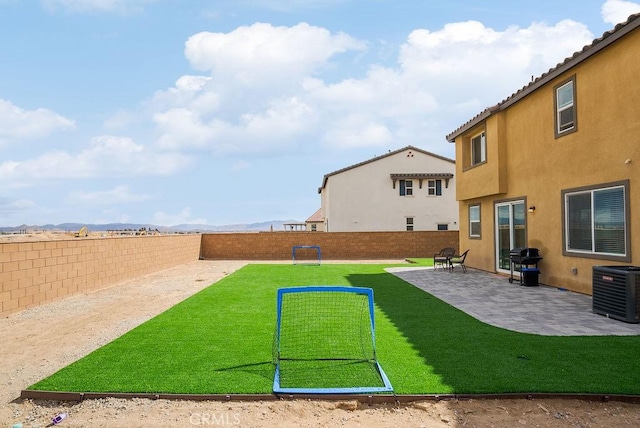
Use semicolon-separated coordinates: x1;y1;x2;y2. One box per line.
494;200;526;274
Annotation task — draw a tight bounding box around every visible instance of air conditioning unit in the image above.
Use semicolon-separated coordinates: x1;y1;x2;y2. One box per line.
592;266;640;323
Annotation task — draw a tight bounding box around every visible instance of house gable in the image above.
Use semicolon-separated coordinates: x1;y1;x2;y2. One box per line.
319;146;458;232
318;145;454;193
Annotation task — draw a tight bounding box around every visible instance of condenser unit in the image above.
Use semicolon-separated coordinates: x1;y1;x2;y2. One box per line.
592;266;640;323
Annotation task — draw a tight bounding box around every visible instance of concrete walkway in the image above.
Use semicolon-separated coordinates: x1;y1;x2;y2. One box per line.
387;266;640;336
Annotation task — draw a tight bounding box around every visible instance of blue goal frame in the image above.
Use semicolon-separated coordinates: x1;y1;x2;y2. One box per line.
273;286;394;394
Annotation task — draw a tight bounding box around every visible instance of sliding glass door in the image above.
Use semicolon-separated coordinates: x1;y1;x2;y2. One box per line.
495;201;526;273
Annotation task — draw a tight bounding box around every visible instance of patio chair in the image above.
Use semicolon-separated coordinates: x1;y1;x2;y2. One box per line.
449;249;469;273
433;247;456;271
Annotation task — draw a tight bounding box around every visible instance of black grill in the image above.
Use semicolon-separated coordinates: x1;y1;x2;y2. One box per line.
509;247;543;266
508;248;543;285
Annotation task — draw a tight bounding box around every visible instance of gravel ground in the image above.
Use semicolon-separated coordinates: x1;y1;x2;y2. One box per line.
2;260;640;427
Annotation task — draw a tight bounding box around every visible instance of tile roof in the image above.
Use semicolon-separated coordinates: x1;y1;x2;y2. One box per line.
446;12;640;142
318;145;454;192
306;208;322;222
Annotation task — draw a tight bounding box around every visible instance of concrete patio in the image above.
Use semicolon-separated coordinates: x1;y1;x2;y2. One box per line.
387;266;640;336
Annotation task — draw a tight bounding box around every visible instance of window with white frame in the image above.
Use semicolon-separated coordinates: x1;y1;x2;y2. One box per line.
469;204;481;238
427;179;442;196
470;131;486;166
399;179;413;196
563;182;627;258
437;224;448;231
555;77;576;137
406;217;414;231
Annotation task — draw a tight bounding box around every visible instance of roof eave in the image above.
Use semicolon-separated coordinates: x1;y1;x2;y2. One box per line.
445;13;640;143
318;145;454;190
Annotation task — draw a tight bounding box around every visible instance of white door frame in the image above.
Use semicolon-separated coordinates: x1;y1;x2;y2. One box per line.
495;200;526;274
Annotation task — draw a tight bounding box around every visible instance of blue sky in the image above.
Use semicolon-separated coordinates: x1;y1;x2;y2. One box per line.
1;0;639;227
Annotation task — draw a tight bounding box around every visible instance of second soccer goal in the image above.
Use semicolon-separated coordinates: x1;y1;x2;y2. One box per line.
272;286;394;394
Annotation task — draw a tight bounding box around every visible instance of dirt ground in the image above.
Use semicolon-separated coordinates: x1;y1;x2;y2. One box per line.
2;260;640;427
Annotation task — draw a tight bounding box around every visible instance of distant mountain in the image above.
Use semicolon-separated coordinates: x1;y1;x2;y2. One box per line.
0;220;302;234
170;220;300;232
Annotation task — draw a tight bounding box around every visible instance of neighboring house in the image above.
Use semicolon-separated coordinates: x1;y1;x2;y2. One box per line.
446;14;640;295
282;222;306;231
318;146;458;232
305;208;324;232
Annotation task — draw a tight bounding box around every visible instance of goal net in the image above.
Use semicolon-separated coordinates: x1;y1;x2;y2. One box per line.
272;286;393;394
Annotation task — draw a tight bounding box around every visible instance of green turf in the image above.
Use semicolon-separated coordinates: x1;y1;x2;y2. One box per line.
29;263;640;395
405;258;434;266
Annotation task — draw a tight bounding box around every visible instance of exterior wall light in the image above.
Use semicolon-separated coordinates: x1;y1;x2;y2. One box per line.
528;205;536;213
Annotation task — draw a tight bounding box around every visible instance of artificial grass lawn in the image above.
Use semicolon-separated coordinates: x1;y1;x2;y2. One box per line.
405;258;434;266
30;264;640;395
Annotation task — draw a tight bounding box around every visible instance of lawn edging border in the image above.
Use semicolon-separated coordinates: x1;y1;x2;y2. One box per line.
20;389;640;405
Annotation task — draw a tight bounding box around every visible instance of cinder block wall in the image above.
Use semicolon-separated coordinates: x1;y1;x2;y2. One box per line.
200;231;459;260
1;231;459;317
0;234;201;317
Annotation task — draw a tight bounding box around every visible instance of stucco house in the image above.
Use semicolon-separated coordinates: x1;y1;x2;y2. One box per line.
318;146;458;232
305;208;324;232
446;14;640;295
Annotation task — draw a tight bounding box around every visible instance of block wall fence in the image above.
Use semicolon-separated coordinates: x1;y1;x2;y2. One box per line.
1;231;458;317
200;231;459;261
1;235;201;317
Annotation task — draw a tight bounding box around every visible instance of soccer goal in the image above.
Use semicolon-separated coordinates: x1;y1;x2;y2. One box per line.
272;286;393;394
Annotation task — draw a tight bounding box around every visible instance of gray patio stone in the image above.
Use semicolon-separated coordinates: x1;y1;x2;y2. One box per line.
386;267;640;336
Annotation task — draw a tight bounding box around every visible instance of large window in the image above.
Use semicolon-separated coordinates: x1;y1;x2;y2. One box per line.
470;131;486;166
469;205;481;238
427;179;442;196
563;182;628;259
555;77;577;137
399;179;413;196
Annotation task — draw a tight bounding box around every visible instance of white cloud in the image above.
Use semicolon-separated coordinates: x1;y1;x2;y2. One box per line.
601;0;640;25
322;114;393;149
0;197;36;213
154;96;317;154
398;20;593;87
175;75;212;92
150;75;216;112
41;0;156;14
184;22;366;85
0;135;190;183
0;196;38;226
152;23;374;153
149;18;597;155
308;19;593;149
67;185;153;205
151;207;207;227
234;97;316;146
0;99;75;145
302;66;438;149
